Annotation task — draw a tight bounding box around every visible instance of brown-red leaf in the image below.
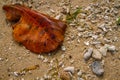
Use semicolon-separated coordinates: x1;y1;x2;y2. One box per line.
3;4;67;53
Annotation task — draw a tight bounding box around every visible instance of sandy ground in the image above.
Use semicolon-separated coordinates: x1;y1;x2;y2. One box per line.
0;0;120;80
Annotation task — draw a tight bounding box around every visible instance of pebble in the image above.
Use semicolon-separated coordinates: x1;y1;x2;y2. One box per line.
105;44;116;52
91;61;104;76
61;46;66;51
92;49;102;60
64;66;75;74
43;74;51;79
99;46;107;56
84;41;90;46
78;33;82;37
84;48;93;60
37;55;44;60
43;58;48;63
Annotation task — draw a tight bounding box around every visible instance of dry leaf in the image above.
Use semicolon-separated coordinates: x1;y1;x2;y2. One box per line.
3;4;67;53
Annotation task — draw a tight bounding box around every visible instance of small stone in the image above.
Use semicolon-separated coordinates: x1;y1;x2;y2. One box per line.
91;61;104;76
43;58;48;63
64;66;75;74
84;41;90;46
84;48;93;60
99;46;107;56
92;49;102;60
78;33;82;37
37;55;44;60
61;46;66;51
43;74;51;79
105;44;116;52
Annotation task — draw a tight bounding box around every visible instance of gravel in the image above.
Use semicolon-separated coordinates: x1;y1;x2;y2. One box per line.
91;61;104;76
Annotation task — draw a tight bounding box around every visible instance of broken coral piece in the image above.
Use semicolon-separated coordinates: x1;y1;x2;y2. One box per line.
3;4;67;53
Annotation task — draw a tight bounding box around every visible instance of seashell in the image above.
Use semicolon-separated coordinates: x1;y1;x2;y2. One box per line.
3;4;67;53
84;48;93;60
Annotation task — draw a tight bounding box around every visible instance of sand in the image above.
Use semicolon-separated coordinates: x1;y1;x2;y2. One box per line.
0;0;120;80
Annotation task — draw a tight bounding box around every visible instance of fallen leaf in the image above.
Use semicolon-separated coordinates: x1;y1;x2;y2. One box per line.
3;4;67;53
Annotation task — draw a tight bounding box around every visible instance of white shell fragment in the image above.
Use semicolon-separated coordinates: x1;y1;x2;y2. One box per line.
64;66;75;74
84;41;90;46
13;72;19;77
98;24;107;32
77;27;85;32
84;48;93;60
55;14;62;20
92;49;102;60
